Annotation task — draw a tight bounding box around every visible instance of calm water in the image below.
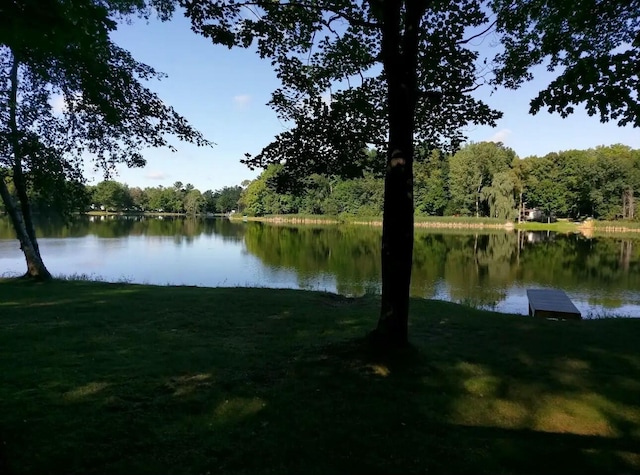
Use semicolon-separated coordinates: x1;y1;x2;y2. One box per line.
2;215;640;318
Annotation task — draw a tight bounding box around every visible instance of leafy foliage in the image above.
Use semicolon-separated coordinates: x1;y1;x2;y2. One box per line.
448;142;516;217
182;0;639;343
183;0;502;175
236;144;640;221
0;0;210;277
491;0;640;126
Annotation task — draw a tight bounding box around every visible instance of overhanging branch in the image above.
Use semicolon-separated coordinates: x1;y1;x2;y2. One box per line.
235;1;382;30
457;20;496;45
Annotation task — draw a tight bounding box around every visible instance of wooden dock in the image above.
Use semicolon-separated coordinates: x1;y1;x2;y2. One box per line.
526;289;582;320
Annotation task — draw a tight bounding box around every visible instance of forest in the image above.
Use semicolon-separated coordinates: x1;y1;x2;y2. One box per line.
2;141;638;221
232;142;640;220
0;176;243;216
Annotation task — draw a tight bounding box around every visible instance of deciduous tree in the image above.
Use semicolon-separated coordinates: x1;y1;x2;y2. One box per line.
1;0;209;279
182;0;639;346
183;0;500;346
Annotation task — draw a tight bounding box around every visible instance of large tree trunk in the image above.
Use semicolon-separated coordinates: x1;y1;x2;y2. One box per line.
373;1;423;348
376;107;415;347
0;177;51;280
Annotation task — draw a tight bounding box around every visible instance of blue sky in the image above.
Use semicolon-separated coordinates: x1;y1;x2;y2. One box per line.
96;13;640;192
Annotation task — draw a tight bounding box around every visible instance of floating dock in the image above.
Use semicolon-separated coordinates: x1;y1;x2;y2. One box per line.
526;289;582;320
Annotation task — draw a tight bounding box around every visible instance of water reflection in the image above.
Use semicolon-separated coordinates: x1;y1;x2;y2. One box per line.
0;215;245;243
1;216;640;317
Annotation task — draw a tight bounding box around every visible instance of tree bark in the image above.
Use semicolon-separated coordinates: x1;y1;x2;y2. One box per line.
8;57;41;256
0;177;51;280
373;0;424;348
3;52;51;280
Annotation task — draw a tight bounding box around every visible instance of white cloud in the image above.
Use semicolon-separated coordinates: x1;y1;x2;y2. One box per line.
146;171;169;180
488;128;512;143
233;94;252;109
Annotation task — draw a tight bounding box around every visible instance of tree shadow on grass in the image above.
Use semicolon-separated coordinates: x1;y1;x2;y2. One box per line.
247;334;640;475
0;282;639;474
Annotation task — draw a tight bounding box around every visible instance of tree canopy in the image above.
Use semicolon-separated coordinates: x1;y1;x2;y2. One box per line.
182;0;640;346
236;143;640;221
0;0;210;278
184;0;501;173
491;0;640;127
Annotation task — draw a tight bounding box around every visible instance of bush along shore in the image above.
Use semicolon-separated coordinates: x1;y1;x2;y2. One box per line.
1;279;639;474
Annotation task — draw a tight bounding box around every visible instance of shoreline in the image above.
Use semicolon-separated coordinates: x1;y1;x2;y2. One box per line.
13;211;637;234
231;214;640;234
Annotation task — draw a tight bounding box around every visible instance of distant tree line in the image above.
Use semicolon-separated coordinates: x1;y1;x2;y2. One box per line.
3;142;639;220
0;176;243;216
87;181;243;215
240;143;640;221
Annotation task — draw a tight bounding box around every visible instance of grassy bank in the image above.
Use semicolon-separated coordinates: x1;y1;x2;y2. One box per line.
1;280;639;474
513;220;582;233
232;214;640;234
234;214;510;228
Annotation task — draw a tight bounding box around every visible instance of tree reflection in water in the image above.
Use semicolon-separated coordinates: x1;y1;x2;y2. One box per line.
1;216;640;314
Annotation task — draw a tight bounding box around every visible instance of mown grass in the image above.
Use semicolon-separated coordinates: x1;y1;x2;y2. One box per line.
413;215;507;225
236;214;509;226
513;221;581;233
231;213;640;235
1;280;639;474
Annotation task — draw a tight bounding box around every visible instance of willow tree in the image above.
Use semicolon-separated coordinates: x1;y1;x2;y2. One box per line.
182;0;639;347
0;0;209;280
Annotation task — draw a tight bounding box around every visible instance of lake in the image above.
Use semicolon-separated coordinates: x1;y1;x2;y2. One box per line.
2;215;640;318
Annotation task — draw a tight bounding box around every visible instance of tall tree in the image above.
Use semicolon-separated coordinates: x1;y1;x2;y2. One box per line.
414;149;450;216
184;188;204;215
449;142;515;217
1;0;209;279
92;180;132;211
184;0;500;346
183;0;640;347
216;186;243;213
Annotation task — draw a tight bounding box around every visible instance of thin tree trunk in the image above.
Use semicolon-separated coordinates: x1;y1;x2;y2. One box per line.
373;0;424;348
0;177;51;279
4;52;51;280
8;55;41;255
518;192;523;223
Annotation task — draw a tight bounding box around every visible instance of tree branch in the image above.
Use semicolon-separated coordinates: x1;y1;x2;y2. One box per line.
236;1;382;30
457;20;496;45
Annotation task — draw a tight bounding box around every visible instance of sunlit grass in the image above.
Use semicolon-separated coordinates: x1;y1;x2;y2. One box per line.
232;214;640;236
0;279;639;474
414;215;507;225
514;221;581;232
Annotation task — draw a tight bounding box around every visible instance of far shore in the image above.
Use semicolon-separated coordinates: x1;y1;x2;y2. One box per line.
6;210;637;234
230;213;640;235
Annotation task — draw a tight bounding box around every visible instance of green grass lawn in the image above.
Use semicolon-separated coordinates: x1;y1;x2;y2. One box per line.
513;221;582;233
1;280;639;474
